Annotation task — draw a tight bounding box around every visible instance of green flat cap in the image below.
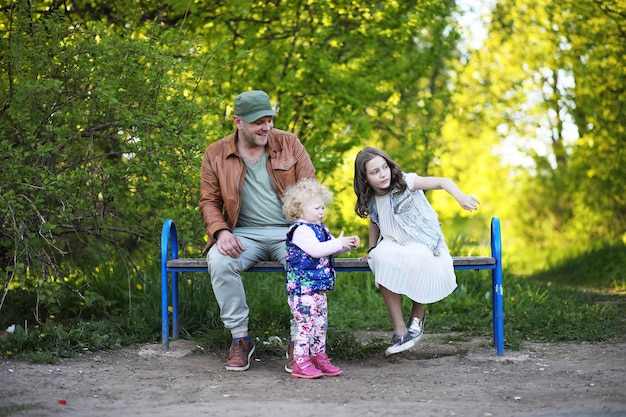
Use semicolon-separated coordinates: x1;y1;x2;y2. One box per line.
234;90;276;122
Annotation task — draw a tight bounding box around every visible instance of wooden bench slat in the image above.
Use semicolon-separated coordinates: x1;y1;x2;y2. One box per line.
166;256;496;270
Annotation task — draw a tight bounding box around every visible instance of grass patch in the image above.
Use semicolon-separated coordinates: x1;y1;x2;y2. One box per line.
530;243;626;291
1;243;624;362
0;404;38;417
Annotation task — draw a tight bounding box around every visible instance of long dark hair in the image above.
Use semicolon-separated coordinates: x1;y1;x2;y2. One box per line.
353;147;407;218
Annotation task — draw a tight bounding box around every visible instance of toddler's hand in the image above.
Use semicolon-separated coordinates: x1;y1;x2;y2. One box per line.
339;232;360;250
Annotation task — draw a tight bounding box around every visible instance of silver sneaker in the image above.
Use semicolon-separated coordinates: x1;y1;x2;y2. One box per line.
385;333;405;356
385;316;426;357
406;315;425;342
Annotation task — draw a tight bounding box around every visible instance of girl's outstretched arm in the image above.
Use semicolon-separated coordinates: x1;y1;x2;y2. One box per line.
411;175;480;212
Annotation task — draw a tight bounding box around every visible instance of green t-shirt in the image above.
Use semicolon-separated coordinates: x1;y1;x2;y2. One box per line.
237;152;289;227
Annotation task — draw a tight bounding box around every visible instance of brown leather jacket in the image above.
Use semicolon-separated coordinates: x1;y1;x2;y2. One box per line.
199;128;316;253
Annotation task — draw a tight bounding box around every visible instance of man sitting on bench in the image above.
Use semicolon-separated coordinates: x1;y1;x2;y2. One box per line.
199;90;316;372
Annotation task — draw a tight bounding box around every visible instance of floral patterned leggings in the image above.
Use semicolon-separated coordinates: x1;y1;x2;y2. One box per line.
287;292;328;365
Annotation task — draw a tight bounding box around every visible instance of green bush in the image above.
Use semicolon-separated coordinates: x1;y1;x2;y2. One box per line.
0;3;213;327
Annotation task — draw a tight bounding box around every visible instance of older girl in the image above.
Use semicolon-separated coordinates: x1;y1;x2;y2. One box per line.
353;147;479;356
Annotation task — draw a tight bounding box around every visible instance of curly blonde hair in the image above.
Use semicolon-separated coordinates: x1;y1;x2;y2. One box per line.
282;178;333;222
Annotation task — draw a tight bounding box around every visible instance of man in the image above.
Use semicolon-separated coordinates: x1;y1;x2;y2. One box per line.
199;90;315;372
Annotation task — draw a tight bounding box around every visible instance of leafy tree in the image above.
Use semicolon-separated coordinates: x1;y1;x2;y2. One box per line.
454;0;625;262
565;0;626;245
57;1;461;171
0;2;212;322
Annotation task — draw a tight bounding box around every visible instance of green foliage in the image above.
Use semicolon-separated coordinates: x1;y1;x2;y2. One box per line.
530;243;626;292
1;320;128;363
329;273;391;330
457;0;626;262
2;241;625;362
501;244;626;347
0;261;160;362
1;2;211;321
504;284;620;344
69;0;463;178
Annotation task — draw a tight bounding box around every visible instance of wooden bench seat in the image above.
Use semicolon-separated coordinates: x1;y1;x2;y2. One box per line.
165;256;496;272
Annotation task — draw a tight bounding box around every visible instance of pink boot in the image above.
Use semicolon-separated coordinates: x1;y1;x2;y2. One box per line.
291;356;323;379
311;352;342;376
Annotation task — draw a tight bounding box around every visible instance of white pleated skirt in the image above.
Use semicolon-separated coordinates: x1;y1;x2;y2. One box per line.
367;239;457;304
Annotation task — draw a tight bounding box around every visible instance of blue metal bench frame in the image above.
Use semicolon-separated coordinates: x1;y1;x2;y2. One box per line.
161;217;504;355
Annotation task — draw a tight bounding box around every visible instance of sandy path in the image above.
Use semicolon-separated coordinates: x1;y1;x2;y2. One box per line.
1;335;625;417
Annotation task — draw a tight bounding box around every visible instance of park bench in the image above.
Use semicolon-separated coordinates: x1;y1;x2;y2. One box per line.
161;217;505;355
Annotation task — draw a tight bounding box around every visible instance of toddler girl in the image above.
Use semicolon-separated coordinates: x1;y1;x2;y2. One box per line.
282;179;360;378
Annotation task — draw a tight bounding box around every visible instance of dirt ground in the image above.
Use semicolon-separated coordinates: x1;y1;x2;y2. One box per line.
1;333;625;417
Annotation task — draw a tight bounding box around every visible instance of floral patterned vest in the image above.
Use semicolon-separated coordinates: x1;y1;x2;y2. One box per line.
285;222;336;296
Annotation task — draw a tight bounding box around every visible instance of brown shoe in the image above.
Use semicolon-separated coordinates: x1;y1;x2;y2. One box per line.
225;338;255;371
284;341;294;373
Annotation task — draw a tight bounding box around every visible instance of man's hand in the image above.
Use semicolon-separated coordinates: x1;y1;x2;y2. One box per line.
215;230;246;258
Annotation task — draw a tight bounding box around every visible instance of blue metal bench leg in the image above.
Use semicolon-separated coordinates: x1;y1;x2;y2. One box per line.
491;217;504;356
161;218;179;351
172;270;179;340
161;267;169;351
